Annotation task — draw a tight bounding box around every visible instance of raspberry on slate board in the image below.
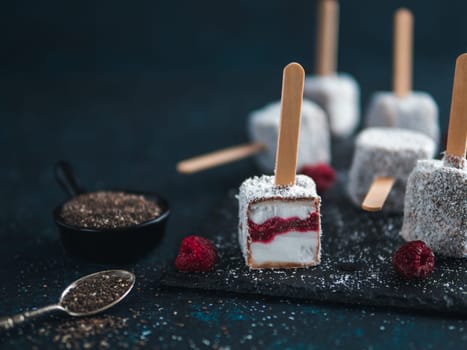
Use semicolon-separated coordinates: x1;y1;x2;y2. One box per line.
299;163;336;194
392;240;435;279
175;235;218;272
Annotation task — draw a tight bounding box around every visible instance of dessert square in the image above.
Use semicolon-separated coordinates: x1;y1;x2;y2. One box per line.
401;158;467;258
365;91;440;144
304;74;360;137
238;175;321;269
248;100;330;173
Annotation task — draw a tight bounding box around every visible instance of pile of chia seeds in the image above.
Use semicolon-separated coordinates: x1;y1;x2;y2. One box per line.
60;191;162;230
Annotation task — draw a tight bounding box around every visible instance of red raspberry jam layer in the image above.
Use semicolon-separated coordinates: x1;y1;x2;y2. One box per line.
248;212;319;243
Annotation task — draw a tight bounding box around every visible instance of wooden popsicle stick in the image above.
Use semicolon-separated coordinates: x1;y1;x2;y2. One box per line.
176;142;266;174
393;8;413;97
446;53;467;159
275;63;305;186
361;177;396;212
316;0;339;76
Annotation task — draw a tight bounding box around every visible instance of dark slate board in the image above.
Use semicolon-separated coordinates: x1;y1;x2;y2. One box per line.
161;173;467;315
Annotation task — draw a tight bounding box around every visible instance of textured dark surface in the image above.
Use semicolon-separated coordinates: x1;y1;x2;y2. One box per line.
161;175;467;315
1;0;467;349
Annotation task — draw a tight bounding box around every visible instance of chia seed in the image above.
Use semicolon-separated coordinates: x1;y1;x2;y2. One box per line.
61;271;133;314
60;191;161;230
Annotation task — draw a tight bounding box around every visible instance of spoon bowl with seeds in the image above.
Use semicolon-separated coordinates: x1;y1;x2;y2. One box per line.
0;270;135;330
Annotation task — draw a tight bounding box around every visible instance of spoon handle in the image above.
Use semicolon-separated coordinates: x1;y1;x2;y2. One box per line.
0;304;62;330
55;161;85;198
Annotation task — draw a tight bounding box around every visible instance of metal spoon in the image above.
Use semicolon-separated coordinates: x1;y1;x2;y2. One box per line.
0;270;135;330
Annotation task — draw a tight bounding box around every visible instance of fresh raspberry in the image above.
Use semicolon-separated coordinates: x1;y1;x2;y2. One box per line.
392;240;435;279
299;163;336;193
175;235;218;272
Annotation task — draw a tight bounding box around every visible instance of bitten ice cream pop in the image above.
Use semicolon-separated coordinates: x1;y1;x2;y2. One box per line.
365;8;440;144
304;0;360;138
347;127;435;213
401;54;467;258
238;63;322;269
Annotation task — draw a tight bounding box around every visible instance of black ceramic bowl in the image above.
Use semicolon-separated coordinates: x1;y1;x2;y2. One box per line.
53;162;170;263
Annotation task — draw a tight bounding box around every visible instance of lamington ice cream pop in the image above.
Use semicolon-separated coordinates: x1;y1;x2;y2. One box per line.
177;89;330;175
304;0;360;138
238;63;322;269
248;100;330;173
401;54;467;258
365;9;440;144
347;127;436;213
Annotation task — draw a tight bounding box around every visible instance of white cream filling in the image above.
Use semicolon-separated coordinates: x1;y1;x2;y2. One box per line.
250;231;319;265
249;200;316;225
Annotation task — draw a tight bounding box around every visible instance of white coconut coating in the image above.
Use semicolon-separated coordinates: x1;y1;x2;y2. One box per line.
248;100;331;174
401;158;467;258
304;73;360;138
365;91;440;145
239;174;318;203
347;128;436;213
237;175;321;268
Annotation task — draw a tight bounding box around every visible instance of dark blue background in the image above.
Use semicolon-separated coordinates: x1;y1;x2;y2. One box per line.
0;0;463;73
1;1;466;349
